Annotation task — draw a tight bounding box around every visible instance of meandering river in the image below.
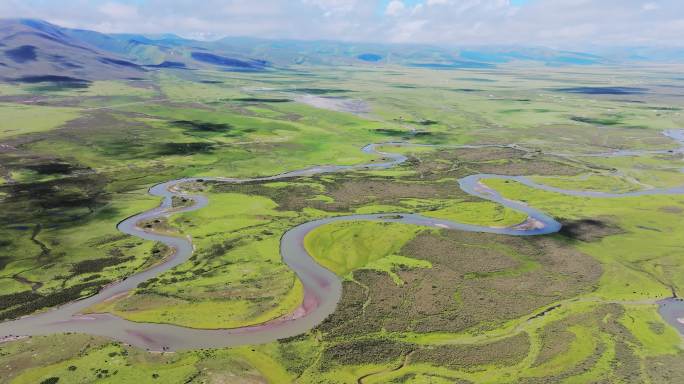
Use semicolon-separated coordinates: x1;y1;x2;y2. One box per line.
1;132;683;351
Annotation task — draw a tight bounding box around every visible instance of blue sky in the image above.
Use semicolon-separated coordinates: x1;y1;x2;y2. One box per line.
1;0;681;47
379;0;426;9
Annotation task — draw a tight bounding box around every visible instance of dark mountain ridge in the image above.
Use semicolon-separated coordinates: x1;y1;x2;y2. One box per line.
0;19;145;81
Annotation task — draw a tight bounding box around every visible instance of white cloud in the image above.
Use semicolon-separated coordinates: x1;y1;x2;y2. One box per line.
385;0;406;16
303;0;365;13
642;2;660;11
1;0;683;47
99;2;139;19
427;0;450;5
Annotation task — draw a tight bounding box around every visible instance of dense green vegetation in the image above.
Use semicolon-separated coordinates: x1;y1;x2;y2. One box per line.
1;64;684;383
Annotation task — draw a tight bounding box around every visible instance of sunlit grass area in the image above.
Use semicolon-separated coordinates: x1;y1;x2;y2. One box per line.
2;63;684;383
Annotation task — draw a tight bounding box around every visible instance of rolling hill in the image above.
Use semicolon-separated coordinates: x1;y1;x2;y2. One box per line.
0;19;271;84
4;17;682;84
0;19;146;82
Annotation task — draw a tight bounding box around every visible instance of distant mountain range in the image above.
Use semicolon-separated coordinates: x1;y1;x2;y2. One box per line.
1;18;682;83
0;19;145;82
0;19;270;82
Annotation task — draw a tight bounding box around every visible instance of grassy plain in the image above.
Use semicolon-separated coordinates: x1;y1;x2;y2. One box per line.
0;103;80;139
304;221;423;277
483;178;684;300
1;64;684;383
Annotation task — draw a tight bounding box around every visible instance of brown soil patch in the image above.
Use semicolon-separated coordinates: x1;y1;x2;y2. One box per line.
660;205;684;214
411;332;530;371
320;230;601;337
0;334;110;382
325;177;469;211
646;353;684;384
320;338;413;371
532;323;575;367
212;176;471;213
521;304;642;383
447;147;527;162
401;146;582;181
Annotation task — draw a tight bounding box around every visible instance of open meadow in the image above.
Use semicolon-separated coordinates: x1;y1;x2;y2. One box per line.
2;62;684;383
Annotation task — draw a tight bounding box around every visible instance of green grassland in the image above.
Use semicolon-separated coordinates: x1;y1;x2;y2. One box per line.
0;103;81;139
2;64;684;383
304;221;424;277
483;178;684;300
529;173;645;193
88;192;307;328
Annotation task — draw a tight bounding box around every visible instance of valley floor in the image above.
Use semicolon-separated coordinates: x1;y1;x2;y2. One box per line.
1;64;684;383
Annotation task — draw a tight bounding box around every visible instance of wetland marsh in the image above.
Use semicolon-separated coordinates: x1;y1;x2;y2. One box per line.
2;63;684;383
